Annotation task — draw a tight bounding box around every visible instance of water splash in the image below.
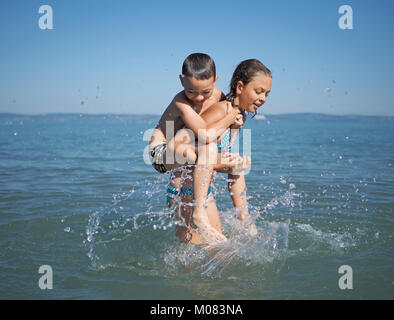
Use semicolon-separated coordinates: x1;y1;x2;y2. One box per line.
83;170;306;279
199;214;290;278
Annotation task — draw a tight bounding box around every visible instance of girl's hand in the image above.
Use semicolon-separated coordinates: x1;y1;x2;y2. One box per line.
230;155;251;174
225;101;234;115
234;114;244;126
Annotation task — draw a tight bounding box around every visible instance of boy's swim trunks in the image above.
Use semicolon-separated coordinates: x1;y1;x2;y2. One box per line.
150;144;167;173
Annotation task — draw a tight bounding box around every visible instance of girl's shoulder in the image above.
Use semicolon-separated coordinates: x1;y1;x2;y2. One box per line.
201;100;231;124
210;100;232;115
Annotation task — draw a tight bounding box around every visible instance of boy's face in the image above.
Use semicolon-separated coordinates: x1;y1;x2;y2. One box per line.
180;75;218;107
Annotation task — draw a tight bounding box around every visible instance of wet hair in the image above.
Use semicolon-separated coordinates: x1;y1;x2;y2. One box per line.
226;59;272;102
182;53;216;80
226;59;272;118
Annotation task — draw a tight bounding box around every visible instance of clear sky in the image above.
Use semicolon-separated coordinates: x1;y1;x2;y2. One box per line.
1;0;394;116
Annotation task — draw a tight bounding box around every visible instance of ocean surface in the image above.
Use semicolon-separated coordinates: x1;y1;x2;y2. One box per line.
0;113;393;300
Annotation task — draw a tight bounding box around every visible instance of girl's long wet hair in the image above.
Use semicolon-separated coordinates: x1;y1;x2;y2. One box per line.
226;59;272;118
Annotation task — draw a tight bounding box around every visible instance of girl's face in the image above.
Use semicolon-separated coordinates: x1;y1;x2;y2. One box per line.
236;74;272;113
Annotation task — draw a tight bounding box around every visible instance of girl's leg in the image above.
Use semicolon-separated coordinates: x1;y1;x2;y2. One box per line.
228;173;258;236
175;169;223;244
167;170;181;209
176;194;222;245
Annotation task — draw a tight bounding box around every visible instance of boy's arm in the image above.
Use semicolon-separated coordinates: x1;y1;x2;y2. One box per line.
176;101;208;135
200;102;242;141
177;101;238;144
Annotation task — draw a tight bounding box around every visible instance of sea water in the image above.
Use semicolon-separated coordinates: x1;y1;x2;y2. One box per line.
0;113;393;299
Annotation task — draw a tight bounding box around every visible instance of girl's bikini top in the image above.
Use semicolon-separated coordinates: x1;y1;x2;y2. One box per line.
217;128;238;153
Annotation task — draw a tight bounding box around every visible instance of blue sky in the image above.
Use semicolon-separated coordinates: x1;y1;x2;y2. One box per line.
0;0;393;116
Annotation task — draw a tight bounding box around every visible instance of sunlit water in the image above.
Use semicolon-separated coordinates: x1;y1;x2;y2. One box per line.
0;113;393;299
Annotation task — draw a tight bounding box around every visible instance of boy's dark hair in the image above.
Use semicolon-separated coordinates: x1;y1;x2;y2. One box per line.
182;53;216;80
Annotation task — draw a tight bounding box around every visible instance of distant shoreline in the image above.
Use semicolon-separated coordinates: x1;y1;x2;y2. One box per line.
1;112;394;119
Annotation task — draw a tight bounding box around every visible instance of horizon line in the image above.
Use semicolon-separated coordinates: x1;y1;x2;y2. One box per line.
1;112;393;118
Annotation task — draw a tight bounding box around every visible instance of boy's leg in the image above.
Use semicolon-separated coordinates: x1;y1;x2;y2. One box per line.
206;194;223;233
164;129;197;171
191;142;227;242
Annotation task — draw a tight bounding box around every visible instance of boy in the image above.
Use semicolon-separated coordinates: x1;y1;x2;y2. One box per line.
149;53;249;242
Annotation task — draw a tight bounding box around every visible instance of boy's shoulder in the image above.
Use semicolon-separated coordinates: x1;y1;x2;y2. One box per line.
172;90;190;106
163;91;191;117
